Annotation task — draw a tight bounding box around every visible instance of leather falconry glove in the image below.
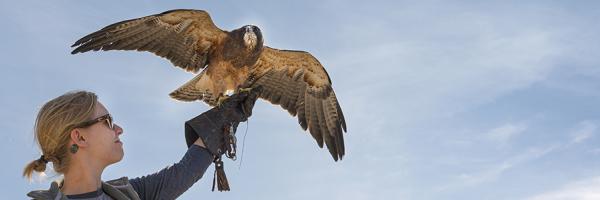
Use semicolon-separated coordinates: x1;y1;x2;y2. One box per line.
184;86;262;191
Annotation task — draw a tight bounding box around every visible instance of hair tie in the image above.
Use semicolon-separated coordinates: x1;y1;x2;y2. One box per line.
38;155;48;164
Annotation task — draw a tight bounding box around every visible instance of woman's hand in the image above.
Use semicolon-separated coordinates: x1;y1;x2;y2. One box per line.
184;87;262;156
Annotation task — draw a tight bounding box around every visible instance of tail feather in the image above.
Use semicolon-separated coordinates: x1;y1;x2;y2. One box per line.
170;70;218;106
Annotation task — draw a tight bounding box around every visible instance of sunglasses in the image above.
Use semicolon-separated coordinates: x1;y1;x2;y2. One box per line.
75;114;115;130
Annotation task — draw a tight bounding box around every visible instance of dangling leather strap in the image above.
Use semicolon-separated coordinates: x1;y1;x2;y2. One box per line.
212;157;230;191
211;123;238;192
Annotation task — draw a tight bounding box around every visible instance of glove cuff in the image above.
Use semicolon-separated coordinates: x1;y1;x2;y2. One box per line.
185;111;224;155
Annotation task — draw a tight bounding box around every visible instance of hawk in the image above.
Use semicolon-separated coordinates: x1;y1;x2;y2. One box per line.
71;9;347;161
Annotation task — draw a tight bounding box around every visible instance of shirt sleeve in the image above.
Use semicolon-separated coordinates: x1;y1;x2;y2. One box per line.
128;145;214;200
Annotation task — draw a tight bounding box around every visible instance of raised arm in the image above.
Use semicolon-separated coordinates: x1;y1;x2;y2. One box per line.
128;88;260;198
128;144;212;199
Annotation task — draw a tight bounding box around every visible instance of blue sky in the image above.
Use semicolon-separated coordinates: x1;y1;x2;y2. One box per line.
2;0;600;199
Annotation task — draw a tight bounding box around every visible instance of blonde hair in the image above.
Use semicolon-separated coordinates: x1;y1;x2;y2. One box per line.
23;90;98;179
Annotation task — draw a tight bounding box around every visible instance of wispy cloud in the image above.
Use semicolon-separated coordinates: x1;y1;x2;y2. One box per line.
569;121;596;144
438;145;557;191
486;123;528;144
526;176;600;200
325;4;564;127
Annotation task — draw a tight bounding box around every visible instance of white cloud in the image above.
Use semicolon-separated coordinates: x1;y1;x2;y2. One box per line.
570;121;596;144
325;4;563;127
438;145;557;191
526;176;600;200
486;123;528;143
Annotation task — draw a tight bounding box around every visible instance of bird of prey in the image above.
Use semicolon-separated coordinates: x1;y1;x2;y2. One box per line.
71;9;347;161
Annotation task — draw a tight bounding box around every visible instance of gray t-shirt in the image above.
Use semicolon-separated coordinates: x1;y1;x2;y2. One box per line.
62;190;114;200
60;145;213;200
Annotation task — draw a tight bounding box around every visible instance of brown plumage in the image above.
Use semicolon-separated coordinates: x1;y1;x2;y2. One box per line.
71;9;347;161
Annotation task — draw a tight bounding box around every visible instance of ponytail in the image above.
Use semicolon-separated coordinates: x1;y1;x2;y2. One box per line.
22;156;48;179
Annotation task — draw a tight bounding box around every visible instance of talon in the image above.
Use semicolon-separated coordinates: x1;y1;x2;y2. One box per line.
237;87;253;93
216;95;229;108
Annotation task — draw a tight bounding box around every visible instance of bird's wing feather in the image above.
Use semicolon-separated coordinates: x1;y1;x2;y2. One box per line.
249;47;347;161
71;9;227;73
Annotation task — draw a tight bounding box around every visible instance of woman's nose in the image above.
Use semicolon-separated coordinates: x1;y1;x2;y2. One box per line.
114;124;123;135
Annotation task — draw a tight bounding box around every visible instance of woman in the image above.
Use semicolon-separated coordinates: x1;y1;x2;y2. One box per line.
23;90;258;199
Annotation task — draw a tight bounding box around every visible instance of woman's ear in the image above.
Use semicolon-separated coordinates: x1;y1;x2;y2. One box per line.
70;128;88;147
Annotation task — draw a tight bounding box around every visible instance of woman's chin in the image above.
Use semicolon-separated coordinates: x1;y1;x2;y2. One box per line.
109;147;124;164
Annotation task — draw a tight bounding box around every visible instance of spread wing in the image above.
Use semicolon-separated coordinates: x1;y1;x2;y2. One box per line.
71;9;227;73
249;47;347;161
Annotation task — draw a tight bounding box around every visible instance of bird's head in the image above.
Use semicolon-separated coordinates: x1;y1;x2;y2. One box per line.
241;25;263;51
